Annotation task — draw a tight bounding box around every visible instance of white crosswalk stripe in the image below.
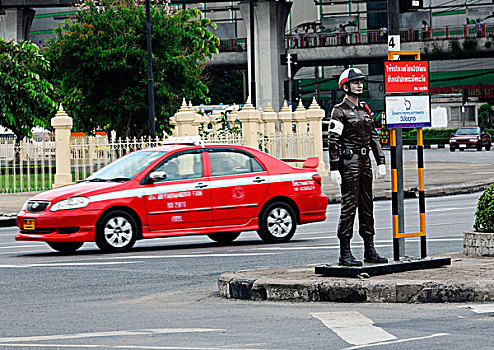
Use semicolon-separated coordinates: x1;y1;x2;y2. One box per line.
312;311;397;346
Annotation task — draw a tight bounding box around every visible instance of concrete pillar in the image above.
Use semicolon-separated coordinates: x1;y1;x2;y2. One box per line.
51;104;73;188
261;102;277;136
306;97;326;176
278;100;293;136
239;0;292;112
0;8;35;42
237;96;261;149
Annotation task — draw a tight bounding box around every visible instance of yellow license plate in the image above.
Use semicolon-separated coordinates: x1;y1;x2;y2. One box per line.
23;219;35;230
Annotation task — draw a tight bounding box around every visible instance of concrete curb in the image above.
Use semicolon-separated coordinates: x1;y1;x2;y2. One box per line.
218;263;494;303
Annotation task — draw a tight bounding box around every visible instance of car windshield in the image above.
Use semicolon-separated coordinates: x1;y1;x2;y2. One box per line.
455;127;480;135
85;151;165;182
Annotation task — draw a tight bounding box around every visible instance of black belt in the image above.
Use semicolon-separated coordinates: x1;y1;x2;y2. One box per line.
342;147;369;156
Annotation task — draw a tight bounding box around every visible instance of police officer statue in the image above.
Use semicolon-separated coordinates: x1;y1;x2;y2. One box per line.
329;68;388;266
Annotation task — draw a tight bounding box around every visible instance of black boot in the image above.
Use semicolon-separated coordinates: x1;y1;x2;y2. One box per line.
339;239;363;266
364;237;388;263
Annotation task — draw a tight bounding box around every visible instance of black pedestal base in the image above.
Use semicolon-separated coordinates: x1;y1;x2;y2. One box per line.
315;257;451;277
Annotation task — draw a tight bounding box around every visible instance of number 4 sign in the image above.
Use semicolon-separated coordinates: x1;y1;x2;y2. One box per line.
388;35;400;51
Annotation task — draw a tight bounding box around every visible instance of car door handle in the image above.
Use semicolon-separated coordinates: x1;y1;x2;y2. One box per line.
195;182;208;188
253;176;266;183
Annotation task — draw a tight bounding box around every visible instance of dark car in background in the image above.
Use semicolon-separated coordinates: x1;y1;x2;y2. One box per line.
449;126;491;152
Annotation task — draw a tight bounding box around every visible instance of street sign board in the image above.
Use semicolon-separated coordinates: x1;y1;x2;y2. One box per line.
385;95;430;128
387;35;400;51
384;61;429;93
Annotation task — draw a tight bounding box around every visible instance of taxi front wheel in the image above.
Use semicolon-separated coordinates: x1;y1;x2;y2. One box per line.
96;210;137;252
257;202;296;243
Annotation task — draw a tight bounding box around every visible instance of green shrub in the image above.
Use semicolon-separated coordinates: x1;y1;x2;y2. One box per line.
474;184;494;232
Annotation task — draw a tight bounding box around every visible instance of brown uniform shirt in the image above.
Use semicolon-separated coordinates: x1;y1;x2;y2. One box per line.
329;97;385;171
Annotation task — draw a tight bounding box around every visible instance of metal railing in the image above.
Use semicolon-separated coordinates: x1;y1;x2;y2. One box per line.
218;38;247;52
278;24;494;49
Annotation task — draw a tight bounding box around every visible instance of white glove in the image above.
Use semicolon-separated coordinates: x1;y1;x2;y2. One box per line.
330;170;342;187
375;164;386;180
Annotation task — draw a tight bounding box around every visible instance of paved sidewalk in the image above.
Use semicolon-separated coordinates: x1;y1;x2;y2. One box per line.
219;253;494;303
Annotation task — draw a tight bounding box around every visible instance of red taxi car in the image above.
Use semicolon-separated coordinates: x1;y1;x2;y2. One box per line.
16;139;327;253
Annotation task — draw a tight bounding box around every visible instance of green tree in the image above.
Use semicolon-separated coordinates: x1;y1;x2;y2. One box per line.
478;103;492;127
45;0;219;137
0;38;57;140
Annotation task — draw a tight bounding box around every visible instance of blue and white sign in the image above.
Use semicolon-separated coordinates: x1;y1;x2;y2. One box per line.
385;95;431;128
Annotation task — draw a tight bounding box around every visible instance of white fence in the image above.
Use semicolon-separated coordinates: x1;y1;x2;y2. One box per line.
0;139;56;193
0;98;325;193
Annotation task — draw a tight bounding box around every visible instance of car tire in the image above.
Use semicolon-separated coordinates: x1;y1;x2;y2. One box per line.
257;202;297;243
95;210;137;253
47;242;84;253
207;232;241;244
449;147;455;152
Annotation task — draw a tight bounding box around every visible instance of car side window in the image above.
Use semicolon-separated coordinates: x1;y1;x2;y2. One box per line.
153;152;202;182
209;150;264;177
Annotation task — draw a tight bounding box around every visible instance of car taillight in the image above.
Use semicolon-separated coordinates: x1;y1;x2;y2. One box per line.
312;174;322;185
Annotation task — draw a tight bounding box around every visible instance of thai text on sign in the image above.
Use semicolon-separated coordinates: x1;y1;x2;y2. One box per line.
384;61;429;93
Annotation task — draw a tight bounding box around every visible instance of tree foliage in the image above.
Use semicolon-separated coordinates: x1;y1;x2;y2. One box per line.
478;103;492;128
474;183;494;233
45;0;219;137
0;38;57;139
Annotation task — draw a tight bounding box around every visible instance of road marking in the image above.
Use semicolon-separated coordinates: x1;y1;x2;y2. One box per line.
0;328;224;343
0;245;40;249
0;252;278;268
342;333;449;349
312;311;397;346
0;344;278;350
427;207;468;212
0;261;137;268
458;304;494;313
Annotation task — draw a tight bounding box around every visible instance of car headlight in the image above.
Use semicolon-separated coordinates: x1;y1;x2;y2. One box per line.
469;138;477;142
450;139;456;142
50;197;90;211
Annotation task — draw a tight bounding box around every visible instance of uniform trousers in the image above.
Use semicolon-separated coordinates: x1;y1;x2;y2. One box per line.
337;153;375;240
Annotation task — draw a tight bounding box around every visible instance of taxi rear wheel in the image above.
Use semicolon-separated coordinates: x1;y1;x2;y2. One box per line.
257;202;296;243
96;210;137;253
47;242;84;253
207;232;241;244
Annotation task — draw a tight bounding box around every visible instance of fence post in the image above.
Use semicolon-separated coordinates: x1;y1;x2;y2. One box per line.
306;97;327;176
293;100;307;158
278;100;293;135
51;104;73;188
236;96;261;149
261;102;277;136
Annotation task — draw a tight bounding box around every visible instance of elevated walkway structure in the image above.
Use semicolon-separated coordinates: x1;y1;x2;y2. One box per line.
0;0;72;41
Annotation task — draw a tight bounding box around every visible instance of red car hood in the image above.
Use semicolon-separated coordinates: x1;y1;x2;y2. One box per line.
27;182;130;203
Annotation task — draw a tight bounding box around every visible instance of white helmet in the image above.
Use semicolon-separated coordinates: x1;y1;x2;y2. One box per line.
338;68;365;90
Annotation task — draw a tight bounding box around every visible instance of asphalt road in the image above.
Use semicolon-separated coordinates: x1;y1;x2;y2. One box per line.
1;192;492;349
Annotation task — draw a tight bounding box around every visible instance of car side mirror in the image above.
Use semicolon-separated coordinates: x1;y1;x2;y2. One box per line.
451;133;455;137
149;171;167;182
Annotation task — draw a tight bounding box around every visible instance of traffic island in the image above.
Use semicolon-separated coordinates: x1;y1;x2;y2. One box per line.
218;254;494;303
